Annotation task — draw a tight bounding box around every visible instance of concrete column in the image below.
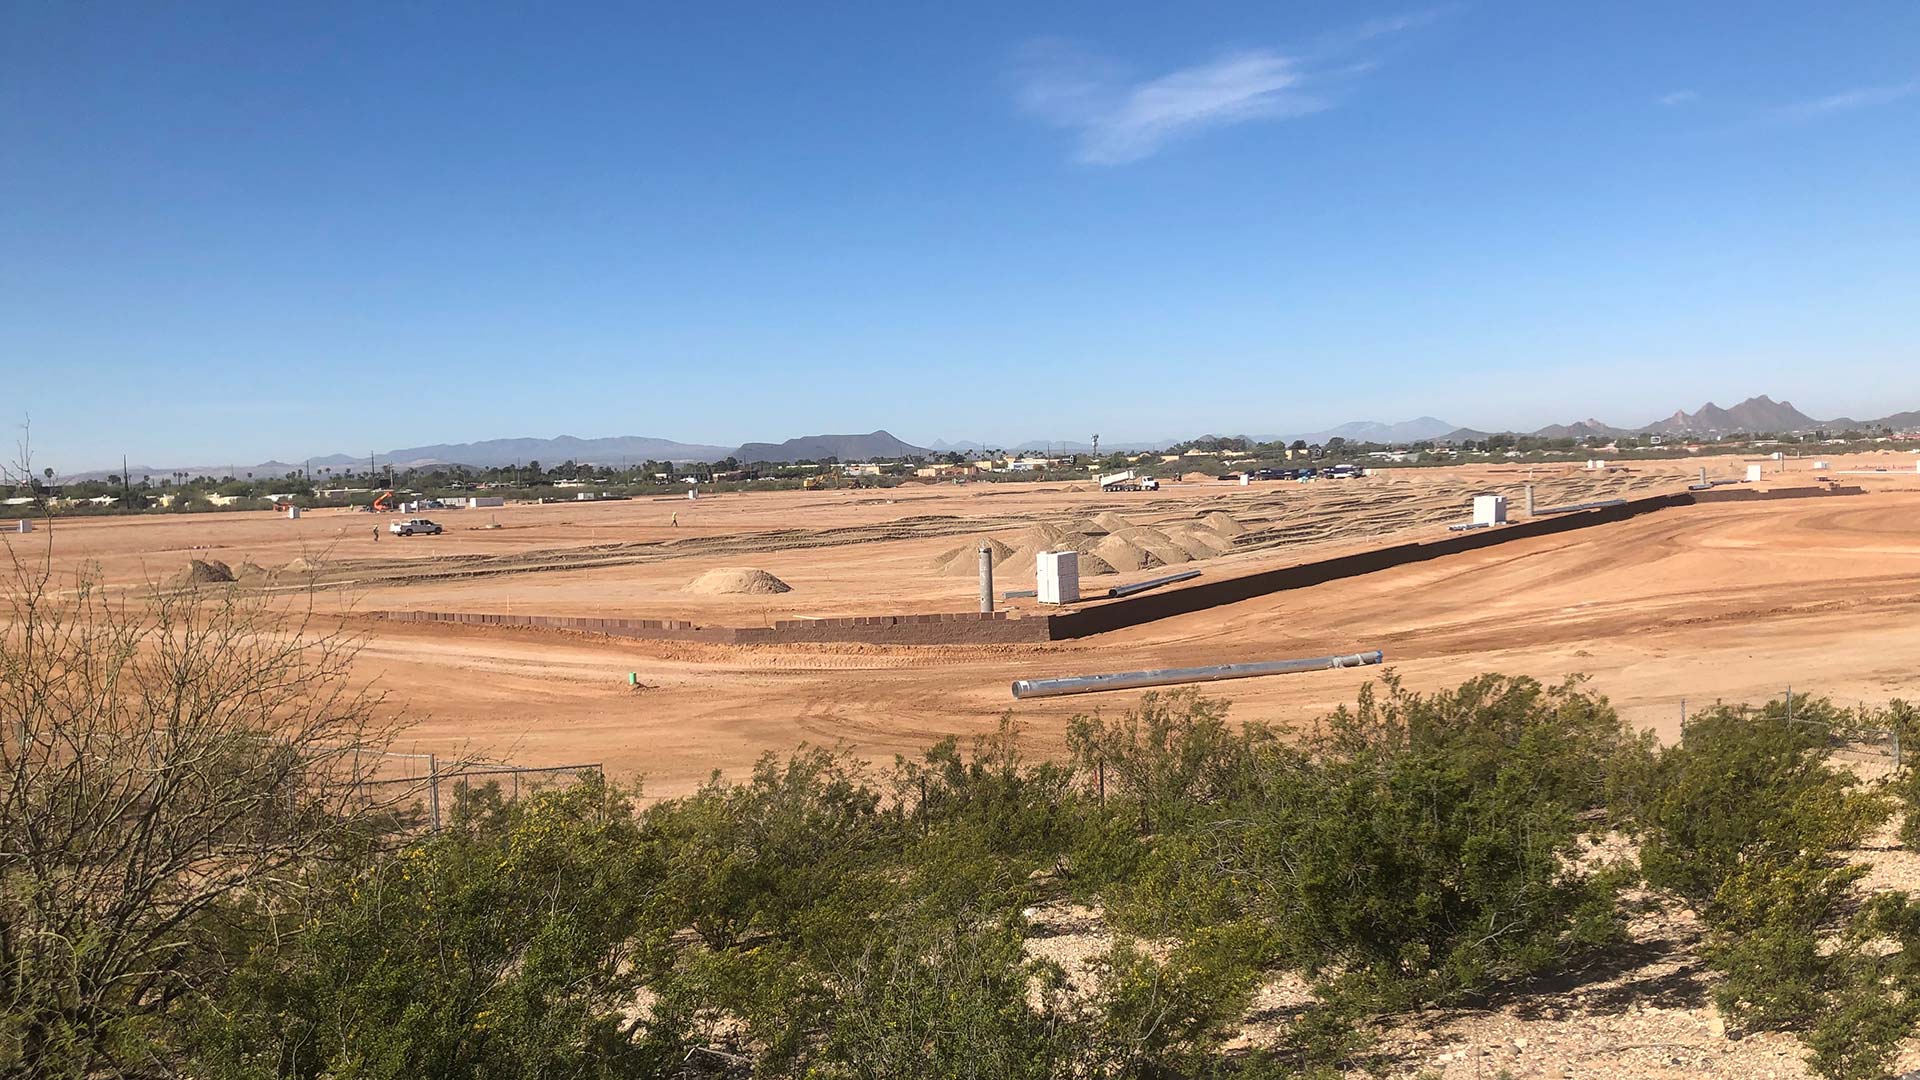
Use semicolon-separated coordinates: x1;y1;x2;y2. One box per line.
978;543;994;613
1524;484;1535;516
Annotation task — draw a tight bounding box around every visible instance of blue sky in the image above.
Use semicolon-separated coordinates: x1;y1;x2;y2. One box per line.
3;2;1917;470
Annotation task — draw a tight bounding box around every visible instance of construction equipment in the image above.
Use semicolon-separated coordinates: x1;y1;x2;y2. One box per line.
371;489;395;512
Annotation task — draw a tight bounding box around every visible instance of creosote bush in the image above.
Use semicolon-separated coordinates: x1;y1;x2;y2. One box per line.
12;544;1920;1080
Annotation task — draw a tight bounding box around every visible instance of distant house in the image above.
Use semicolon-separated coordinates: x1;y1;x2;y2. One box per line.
1002;457;1058;471
840;463;883;477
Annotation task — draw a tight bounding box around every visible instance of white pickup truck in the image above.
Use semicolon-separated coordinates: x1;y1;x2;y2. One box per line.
389;518;443;536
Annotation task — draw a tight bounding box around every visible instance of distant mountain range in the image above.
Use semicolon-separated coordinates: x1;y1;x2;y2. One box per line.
1436;395;1879;444
47;396;1920;482
374;435;737;469
1260;417;1458;446
734;431;927;463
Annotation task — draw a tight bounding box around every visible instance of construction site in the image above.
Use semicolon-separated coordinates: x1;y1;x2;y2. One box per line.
13;452;1920;796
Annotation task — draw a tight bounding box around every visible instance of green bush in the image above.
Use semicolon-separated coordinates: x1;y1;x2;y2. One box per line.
1636;700;1888;922
1108;676;1640;1016
193;776;654;1079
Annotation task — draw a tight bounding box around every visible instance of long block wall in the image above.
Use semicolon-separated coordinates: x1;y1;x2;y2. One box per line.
366;608;1051;646
1691;485;1866;503
1046;493;1691;639
368;484;1866;646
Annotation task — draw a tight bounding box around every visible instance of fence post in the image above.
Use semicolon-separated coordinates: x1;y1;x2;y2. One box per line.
1097;759;1106;807
1680;698;1687;730
428;752;441;833
1896;730;1903;769
1785;686;1792;725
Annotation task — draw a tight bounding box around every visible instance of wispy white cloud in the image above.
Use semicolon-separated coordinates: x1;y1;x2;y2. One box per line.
1012;10;1446;165
1656;90;1699;107
1779;78;1917;119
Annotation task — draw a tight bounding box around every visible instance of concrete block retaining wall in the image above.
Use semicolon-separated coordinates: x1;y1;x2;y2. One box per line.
369;485;1864;646
367;608;1049;646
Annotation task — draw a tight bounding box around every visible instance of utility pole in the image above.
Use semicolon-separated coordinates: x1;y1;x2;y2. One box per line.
121;454;131;509
1091;434;1099;458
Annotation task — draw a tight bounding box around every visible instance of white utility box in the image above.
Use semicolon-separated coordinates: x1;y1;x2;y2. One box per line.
1036;549;1081;605
1472;494;1508;526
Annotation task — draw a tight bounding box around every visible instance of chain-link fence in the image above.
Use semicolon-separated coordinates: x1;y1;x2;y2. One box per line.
1674;687;1905;781
350;749;604;832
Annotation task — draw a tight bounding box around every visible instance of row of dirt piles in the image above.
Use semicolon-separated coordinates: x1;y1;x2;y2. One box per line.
168;555;332;589
928;510;1255;581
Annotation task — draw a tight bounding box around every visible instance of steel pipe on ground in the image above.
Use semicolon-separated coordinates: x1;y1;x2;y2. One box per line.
1011;649;1384;699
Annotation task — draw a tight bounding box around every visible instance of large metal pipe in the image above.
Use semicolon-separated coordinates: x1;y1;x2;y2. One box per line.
978;543;994;614
1011;649;1383;699
1106;569;1201;598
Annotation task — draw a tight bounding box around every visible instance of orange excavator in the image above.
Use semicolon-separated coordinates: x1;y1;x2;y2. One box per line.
371;489;394;512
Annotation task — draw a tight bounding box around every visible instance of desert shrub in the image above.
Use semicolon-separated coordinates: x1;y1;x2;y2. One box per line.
1630;697;1920;1076
1800;891;1920;1080
0;571;397;1077
1076;925;1268;1080
1067;690;1284;832
810;916;1070;1080
191;775;655;1079
896;715;1084;864
1636;700;1886;921
1113;676;1639;1016
639;745;895;958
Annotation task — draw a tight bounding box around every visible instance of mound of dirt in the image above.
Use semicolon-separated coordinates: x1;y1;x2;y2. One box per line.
234;560;275;583
1202;511;1247;536
1091;534;1153;573
1001;543;1118;581
936;537;1017;575
281;556;323;574
1114;526;1193;567
930;536;1015;571
1013;522;1074;548
683;567;793;595
1164;526;1232;558
1072;550;1116;576
171;559;235;587
1090;511;1135;534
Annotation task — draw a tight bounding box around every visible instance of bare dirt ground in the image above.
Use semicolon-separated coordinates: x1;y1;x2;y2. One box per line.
7;452;1920;795
11;451;1920;1077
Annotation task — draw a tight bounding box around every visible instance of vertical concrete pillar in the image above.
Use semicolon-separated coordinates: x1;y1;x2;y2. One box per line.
978;543;994;613
1524;484;1535;516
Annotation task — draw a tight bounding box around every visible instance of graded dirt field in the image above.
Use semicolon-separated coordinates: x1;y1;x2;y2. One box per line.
10;452;1920;796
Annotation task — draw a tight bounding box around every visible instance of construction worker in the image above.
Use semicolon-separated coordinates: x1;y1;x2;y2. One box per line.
671;511;678;527
373;525;380;543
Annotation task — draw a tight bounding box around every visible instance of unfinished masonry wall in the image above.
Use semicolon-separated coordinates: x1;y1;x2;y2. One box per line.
366;608;1051;646
369;485;1865;646
1048;485;1865;639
